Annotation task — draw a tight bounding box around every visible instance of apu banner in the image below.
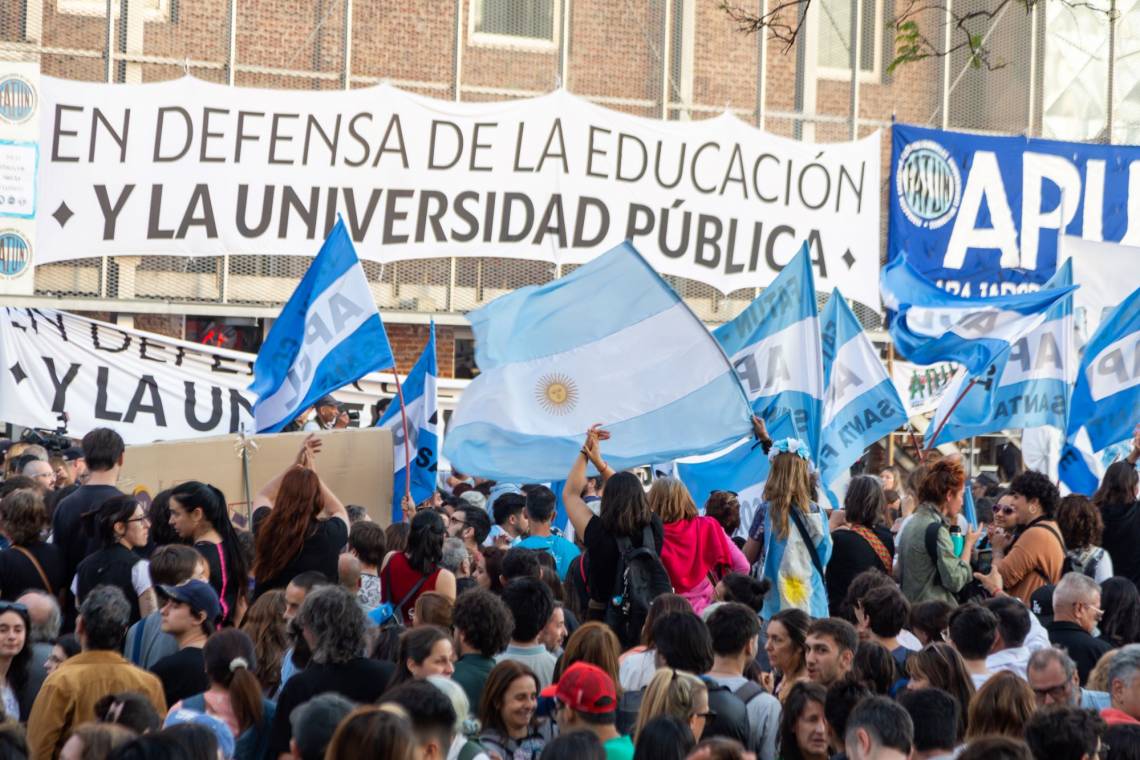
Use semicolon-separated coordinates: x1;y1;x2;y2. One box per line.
0;308;388;444
889;123;1140;296
37;77;882;308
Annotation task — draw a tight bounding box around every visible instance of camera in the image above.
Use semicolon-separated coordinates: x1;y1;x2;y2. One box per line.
19;412;72;454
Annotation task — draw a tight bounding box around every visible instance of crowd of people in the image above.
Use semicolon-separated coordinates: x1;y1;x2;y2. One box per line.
0;419;1140;760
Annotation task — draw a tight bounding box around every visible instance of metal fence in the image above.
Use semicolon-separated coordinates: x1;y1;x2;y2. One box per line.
1;0;1135;333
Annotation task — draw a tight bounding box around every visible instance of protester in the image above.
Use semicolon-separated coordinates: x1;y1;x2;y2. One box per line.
555;622;622;692
74;496;156;625
15;590;61;688
0;490;66;602
150;580;220;708
286;693;355;760
542;661;632;759
59;722;136;760
497;577;557;688
704;490;743;544
237;589;287;698
276;571;328;691
347;520;386;611
543;730;606;760
322;705;416;759
449;505;492;563
983;595;1034;678
742;442;832;618
1057;494;1114;582
947;603;998;688
389;625;455;689
27;586;166;759
843;696;913;760
250;436;348;598
897;687;959;760
905;643;975;741
383;680;462;760
648;478;748;614
631;715;695;760
907;599;952;647
1101;578;1140;649
1025;706;1107;760
775;681;828;760
452;588;514;709
979;471;1066;604
701;603;778;756
477;660;548;759
898;458;978;606
853;641;898;696
1026;647;1111;711
764;608;811;702
1103;644;1140;726
0;600;41;722
967;670;1036;740
267;586;394;756
563;427;666;647
633;669;710;743
124;545;200;669
804;617;856;688
538;601;568;657
825;475;894;614
379;509;457;625
168;481;249;626
854;584;910;674
44;634;80;675
618;594;692;693
94;691;161;735
170;628;275;760
1095;456;1140;590
1048;572;1113;684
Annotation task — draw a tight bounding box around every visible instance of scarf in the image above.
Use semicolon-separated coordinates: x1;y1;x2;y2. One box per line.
660;516;733;593
849;524;892;572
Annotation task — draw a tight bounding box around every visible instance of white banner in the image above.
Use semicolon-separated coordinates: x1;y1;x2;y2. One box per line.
0;61;40;296
0;308;392;444
37;78;882;308
1060;235;1140;341
891;359;959;416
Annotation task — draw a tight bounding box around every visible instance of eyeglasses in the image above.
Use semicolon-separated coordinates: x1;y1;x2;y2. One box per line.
1081;602;1105;622
1030;681;1071;702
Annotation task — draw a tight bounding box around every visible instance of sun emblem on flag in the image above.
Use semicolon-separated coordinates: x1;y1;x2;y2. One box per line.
535;373;579;415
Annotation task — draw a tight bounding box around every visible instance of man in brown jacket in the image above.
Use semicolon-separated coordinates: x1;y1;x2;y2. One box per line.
990;471;1066;605
26;585;166;759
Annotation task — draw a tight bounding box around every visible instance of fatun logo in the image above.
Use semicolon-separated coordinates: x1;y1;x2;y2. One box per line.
0;76;35;124
895;140;962;230
0;230;31;278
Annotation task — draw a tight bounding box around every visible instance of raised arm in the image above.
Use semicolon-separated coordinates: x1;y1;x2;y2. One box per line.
253;434;321;511
562;425;613;540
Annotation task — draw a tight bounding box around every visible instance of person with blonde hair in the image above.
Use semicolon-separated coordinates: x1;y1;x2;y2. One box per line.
742;442;832;618
650;479;749;613
633;668;711;743
966;670;1036;740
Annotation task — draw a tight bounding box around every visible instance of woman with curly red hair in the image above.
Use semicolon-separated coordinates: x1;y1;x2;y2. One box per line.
250;435;348;599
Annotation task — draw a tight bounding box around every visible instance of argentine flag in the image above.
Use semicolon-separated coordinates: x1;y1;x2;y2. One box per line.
378;323;439;521
818;289;907;489
250;219;395;432
443;242;753;482
927;260;1077;447
1066;286;1140;453
714;244;824;456
882;254;1075;374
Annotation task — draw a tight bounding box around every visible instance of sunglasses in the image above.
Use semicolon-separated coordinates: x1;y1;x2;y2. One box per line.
993;505;1016;515
0;602;27;615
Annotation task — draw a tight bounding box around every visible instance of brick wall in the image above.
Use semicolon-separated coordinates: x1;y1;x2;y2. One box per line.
387;322;457;378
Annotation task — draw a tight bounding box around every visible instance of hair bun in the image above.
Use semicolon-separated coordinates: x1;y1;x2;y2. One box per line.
229;657;249;672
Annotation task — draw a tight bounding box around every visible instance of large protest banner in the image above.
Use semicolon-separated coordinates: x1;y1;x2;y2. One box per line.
37;78;882;308
889;123;1140;296
0;307;390;444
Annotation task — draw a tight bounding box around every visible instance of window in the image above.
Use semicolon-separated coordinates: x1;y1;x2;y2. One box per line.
815;0;882;80
471;0;558;49
57;0;171;22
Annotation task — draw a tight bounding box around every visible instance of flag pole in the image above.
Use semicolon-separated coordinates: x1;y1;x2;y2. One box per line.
392;368;413;519
925;378;978;455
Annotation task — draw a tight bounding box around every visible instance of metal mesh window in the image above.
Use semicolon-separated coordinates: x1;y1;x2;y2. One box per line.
473;0;555;41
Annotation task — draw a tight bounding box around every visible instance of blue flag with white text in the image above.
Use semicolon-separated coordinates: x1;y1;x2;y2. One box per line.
443;242;753;482
1066;287;1140;453
927;260;1076;446
250;219;395;433
378;323;439;521
818;289;908;489
714;244;824;456
882;254;1076;375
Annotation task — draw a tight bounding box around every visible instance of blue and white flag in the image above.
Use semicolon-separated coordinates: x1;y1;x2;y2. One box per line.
1066;287;1140;453
818;289;907;488
714;244;824;455
378;323;439;521
926;260;1076;447
882;254;1076;374
443;242;753;482
250;219;395;433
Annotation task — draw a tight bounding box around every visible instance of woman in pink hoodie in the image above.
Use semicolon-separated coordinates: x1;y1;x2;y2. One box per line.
649;478;750;613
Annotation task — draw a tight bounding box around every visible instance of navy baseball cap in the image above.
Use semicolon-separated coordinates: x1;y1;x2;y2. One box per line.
158;580;222;629
314;394;338;408
61;447;84;462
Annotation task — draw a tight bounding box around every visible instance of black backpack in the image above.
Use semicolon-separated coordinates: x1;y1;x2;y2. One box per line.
605;525;673;648
701;678;763;746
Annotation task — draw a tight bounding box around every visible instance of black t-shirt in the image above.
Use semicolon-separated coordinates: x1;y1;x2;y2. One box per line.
583;514;664;615
268;658;395;757
52;484;124;579
250;507;348;598
151;646;209;708
0;541;67;601
824;526;896;616
194;540;241;625
1100;501;1140;589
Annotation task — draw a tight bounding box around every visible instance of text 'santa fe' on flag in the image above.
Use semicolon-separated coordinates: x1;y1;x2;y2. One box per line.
443;242;753;482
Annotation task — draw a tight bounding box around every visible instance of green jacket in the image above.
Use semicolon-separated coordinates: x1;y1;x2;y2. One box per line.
898;503;971;606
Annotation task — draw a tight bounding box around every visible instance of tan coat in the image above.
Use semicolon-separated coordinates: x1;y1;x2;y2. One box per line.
999;519;1066;604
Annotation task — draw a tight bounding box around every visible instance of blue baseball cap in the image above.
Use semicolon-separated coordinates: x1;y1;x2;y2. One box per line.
158;580;221;630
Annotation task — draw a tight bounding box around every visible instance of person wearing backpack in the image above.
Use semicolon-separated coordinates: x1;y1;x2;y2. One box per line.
741;439;833;619
563;426;671;649
703;603;781;759
980;471;1066;605
1056;495;1114;584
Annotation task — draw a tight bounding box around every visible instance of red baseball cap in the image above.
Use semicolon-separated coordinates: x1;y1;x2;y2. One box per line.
540;662;617;714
